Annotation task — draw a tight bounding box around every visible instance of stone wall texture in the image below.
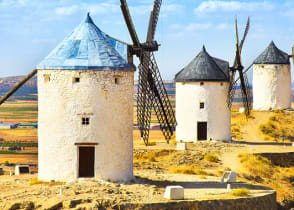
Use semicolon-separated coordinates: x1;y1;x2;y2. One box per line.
257;152;294;167
116;191;277;210
38;69;134;182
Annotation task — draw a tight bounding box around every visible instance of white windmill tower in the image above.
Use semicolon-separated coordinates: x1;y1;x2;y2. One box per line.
252;41;291;111
175;46;231;142
34;13;136;181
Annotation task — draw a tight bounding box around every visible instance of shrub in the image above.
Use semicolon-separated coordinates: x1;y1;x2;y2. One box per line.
4;160;9;166
231;188;249;197
140;141;156;146
30;178;45;185
199;175;207;179
169;166;208;175
204;154;219;163
239;154;273;178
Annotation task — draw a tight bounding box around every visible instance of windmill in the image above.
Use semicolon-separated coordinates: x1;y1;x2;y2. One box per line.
228;17;252;116
0;1;176;146
119;0;176;145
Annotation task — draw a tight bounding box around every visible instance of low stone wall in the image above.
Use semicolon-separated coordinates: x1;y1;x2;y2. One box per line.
257;152;294;167
116;191;277;210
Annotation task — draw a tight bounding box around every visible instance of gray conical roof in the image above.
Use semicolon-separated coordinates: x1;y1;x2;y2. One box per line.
175;46;229;82
37;13;134;71
253;41;290;64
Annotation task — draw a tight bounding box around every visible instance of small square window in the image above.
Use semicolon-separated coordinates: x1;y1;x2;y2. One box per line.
82;117;89;125
200;102;205;109
74;77;80;83
200;82;204;86
44;74;50;83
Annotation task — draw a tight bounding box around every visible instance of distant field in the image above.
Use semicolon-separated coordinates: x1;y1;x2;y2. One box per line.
0;100;37;123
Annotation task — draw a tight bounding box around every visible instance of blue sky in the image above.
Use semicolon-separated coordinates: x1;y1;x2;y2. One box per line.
0;0;293;82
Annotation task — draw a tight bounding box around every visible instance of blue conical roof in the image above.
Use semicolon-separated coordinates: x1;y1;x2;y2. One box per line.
37;13;134;71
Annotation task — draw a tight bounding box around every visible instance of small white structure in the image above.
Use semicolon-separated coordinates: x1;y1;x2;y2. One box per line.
253;41;291;111
221;171;237;183
175;46;231;142
37;14;135;182
176;142;187;151
0;123;18;129
15;165;30;175
164;186;184;200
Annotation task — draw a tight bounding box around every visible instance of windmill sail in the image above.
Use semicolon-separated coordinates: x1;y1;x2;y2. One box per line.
120;0;176;145
228;17;252;116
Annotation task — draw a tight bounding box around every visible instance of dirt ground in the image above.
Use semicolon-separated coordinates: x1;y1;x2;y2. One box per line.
0;140;291;209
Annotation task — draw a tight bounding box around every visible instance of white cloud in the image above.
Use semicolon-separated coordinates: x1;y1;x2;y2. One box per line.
55;5;79;16
185;23;211;31
216;23;228;30
195;1;273;15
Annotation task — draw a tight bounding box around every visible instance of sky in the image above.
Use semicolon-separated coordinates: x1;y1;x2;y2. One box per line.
0;0;293;82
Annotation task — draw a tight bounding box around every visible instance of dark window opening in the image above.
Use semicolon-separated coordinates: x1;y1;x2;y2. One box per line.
74;77;80;83
44;74;50;83
200;82;204;86
200;102;205;109
115;78;119;84
82;117;90;125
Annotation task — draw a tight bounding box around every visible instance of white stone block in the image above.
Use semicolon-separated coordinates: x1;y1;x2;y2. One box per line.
15;165;30;176
239;107;245;113
176;143;187;151
222;171;237;183
164;186;184;200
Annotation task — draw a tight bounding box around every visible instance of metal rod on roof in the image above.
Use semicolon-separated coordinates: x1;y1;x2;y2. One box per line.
0;69;37;105
105;34;130;46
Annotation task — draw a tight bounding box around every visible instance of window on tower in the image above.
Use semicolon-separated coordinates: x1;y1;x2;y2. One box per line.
200;102;205;109
82;117;90;125
115;78;119;84
200;82;204;86
73;77;80;83
44;74;50;83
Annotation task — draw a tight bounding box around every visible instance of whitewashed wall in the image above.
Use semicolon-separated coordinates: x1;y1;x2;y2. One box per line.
38;69;134;182
253;64;291;110
176;81;231;142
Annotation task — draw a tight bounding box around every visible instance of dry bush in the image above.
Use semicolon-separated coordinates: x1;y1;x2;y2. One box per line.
259;112;294;142
134;149;170;162
30;178;64;186
239;153;273;178
169;166;208;175
204;153;219;163
231;188;249;197
140;141;156;146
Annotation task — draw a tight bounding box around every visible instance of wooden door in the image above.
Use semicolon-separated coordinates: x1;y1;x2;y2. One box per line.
78;147;95;178
197;122;207;140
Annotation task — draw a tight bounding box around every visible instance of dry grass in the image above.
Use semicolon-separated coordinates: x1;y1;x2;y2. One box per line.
231;188;250;197
169;166;208;175
30;178;64;186
204;154;219;163
134;149;170;162
238;153;273;178
259;112;294;143
140;141;157;146
238;153;294;202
